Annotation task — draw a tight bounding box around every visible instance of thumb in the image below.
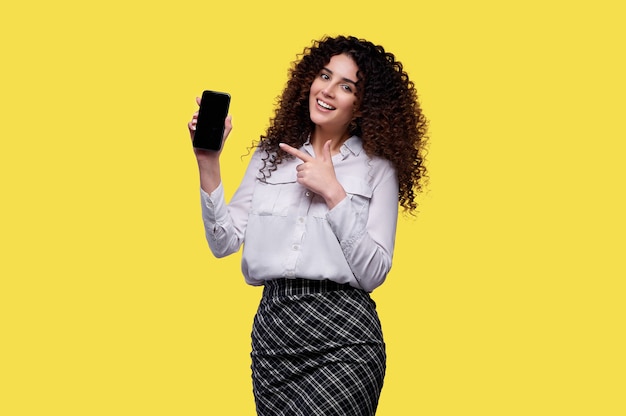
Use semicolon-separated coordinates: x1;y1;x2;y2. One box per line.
323;140;333;161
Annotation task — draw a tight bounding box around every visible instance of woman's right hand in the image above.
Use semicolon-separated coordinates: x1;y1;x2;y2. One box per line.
187;96;232;194
187;96;233;162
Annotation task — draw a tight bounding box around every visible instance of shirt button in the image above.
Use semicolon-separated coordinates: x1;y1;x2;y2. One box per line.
305;191;311;197
298;217;305;223
292;244;299;251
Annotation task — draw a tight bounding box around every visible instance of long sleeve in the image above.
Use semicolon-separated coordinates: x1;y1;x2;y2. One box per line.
326;164;399;292
200;149;262;257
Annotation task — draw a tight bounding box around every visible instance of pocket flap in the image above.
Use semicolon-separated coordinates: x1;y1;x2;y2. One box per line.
341;176;373;198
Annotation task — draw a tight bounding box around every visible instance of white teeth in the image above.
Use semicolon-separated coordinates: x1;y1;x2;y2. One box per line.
317;99;335;110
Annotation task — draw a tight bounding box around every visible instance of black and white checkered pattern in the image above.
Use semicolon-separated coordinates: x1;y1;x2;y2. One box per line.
251;278;386;416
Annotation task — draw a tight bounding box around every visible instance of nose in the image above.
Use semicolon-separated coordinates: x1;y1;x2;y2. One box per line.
322;84;335;98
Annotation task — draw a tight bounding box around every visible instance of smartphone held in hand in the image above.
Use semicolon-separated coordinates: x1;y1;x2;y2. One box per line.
193;90;231;151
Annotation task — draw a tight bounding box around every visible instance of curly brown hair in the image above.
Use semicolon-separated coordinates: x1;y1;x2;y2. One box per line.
257;35;428;212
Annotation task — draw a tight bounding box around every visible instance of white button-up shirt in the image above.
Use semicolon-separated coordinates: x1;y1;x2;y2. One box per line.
201;136;399;292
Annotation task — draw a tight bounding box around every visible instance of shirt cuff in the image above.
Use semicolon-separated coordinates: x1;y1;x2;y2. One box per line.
200;182;228;224
326;194;368;250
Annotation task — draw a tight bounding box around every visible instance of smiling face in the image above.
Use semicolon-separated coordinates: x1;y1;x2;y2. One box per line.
308;53;359;136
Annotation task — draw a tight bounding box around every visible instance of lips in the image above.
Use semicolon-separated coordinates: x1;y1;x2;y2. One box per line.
316;99;336;110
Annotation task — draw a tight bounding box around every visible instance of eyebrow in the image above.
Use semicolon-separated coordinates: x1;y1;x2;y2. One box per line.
322;67;357;85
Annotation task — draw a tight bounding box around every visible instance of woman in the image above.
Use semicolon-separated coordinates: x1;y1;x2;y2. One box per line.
188;35;428;416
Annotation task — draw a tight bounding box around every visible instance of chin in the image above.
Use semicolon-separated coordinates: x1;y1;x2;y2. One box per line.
309;112;325;127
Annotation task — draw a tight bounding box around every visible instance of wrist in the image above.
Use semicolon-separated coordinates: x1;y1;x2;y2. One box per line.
197;157;221;194
324;184;347;210
196;154;219;171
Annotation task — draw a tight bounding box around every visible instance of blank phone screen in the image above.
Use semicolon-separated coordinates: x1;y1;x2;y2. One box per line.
193;90;230;151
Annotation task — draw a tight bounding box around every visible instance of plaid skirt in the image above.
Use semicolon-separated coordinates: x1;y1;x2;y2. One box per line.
251;278;386;416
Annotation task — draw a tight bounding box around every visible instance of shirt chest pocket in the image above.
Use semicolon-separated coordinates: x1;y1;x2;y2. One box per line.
308;175;373;219
251;168;301;217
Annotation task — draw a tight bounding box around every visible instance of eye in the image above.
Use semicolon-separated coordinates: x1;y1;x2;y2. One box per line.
341;84;353;93
320;73;330;80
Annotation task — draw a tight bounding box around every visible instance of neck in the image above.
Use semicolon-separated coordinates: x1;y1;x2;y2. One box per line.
311;128;351;155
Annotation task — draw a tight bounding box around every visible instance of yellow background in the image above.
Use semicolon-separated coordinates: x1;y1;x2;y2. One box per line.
1;0;624;414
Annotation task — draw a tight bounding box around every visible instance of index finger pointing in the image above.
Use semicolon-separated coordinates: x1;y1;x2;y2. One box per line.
279;143;313;162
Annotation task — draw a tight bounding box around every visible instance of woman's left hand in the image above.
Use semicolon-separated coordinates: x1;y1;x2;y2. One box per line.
279;140;347;209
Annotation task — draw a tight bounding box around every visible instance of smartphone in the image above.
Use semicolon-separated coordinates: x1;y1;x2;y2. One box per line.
193;90;231;151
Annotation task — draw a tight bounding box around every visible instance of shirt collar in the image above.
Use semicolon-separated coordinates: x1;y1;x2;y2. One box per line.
341;136;363;158
303;135;363;159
